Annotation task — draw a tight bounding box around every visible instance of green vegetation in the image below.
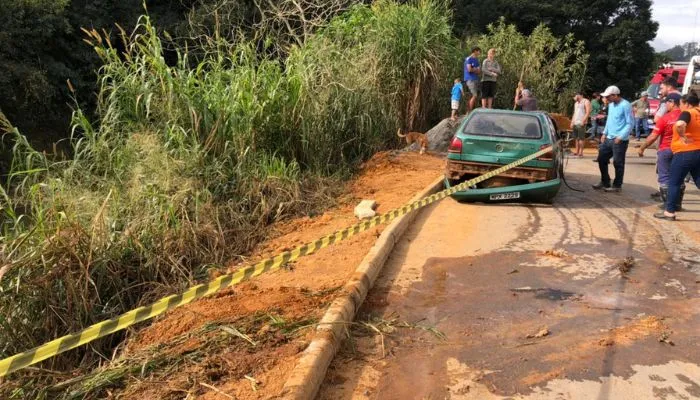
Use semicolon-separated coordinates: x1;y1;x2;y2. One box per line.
454;0;658;96
1;0;657;146
0;0;458;378
0;2;591;397
474;20;588;111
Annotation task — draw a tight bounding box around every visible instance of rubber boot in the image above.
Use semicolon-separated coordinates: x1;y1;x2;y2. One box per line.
676;185;686;212
659;185;685;211
658;187;668;209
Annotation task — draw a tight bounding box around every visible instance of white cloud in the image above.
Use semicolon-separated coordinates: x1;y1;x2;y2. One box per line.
652;0;700;50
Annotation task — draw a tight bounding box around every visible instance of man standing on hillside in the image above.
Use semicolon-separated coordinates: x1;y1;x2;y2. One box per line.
631;91;650;140
593;85;633;192
464;47;481;113
570;92;591;158
481;48;501;109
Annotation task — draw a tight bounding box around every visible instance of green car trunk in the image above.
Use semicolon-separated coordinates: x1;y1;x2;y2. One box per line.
444;109;563;204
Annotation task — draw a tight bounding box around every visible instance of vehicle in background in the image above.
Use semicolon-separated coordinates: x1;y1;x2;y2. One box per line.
682;56;700;97
644;62;686;129
444;109;563;204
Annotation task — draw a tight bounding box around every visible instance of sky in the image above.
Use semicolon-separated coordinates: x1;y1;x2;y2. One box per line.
652;0;700;50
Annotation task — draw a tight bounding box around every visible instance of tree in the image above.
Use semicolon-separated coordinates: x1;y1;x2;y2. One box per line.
660;41;700;61
0;0;197;148
0;0;72;142
474;21;588;112
452;0;658;96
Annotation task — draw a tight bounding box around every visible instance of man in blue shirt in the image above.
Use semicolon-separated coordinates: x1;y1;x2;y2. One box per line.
463;47;481;112
593;85;633;192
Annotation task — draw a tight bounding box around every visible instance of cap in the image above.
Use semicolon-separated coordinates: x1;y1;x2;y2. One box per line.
600;85;621;97
664;92;682;104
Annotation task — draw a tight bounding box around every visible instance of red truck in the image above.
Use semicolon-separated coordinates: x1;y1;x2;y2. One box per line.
644;63;687;127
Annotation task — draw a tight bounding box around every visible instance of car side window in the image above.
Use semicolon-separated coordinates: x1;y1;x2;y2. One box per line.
546;117;558;141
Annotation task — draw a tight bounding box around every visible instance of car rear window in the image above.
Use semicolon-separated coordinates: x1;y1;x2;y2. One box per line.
462;113;543;139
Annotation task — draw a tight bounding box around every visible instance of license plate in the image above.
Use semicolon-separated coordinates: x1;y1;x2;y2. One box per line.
489;192;521;201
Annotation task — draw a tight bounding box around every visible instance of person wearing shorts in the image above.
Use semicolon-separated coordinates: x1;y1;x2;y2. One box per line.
451;78;464;121
481;48;501;109
464;47;481;112
570;92;591;157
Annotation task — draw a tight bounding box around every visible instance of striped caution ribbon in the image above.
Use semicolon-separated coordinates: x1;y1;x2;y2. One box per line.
0;145;554;377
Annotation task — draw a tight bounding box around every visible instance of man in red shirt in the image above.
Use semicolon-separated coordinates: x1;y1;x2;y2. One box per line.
639;93;683;209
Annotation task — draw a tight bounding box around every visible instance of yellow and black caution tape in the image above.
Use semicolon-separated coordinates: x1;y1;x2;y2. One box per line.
0;145;554;378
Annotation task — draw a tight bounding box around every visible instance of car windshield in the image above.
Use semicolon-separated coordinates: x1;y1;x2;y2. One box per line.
646;83;660;99
462;113;542;139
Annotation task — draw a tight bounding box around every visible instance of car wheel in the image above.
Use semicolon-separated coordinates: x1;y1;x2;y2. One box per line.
535;194;554;205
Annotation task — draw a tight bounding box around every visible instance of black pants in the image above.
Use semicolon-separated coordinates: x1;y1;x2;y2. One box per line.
598;139;629;188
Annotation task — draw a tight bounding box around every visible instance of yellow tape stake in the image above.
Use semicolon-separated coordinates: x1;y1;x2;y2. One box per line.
0;145;554;377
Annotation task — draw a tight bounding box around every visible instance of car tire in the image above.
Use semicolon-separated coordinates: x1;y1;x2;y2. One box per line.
535;194;555;205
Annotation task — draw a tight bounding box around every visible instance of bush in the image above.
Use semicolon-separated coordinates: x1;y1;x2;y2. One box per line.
471;19;589;113
0;0;459;378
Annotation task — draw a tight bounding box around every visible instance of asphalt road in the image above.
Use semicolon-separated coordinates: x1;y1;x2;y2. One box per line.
318;149;700;400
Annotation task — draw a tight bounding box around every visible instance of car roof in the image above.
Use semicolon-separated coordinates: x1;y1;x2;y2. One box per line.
470;108;546;117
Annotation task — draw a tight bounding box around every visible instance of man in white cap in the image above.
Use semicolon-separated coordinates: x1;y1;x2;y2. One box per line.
593;85;633;192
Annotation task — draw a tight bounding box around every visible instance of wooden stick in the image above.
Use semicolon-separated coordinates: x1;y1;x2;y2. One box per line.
514;64;526;110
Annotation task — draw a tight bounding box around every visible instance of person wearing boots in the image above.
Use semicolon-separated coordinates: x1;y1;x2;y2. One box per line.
655;94;700;221
639;93;682;209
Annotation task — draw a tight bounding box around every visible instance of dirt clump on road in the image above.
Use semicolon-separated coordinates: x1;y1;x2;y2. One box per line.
75;151;444;399
616;256;636;275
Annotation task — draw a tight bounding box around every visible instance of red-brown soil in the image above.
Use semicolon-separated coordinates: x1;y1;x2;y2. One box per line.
105;151;445;400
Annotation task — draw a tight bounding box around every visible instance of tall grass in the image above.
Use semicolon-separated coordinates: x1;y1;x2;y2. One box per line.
0;0;458;380
472;19;589;112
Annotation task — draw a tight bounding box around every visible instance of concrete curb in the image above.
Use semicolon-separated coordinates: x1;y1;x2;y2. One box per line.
277;176;445;400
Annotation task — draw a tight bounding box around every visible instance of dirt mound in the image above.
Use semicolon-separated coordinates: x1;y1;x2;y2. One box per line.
549;113;572;131
91;151;445;399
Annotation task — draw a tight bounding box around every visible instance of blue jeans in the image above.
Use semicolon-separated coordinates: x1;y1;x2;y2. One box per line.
634;117;648;139
657;148;673;187
587;118;599;139
598;139;629;188
666;150;700;212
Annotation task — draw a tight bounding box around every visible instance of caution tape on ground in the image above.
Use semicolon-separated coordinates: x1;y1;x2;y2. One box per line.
0;145;555;378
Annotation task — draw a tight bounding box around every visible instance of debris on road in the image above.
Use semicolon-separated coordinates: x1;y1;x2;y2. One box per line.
510;286;544;292
542;249;567;258
507;269;519;274
598;338;615;346
354;199;378;219
659;332;675;346
526;327;550;339
616;256;636;275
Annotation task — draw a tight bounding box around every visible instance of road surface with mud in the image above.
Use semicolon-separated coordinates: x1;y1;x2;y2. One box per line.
318;150;700;400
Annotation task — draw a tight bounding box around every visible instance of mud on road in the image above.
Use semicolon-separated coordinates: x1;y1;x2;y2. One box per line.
319;154;700;400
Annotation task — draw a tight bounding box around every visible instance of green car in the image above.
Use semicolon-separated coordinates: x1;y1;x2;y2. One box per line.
444;109;564;204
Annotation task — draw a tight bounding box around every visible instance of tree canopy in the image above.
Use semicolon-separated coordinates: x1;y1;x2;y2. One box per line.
453;0;658;96
661;42;700;61
1;0;659;146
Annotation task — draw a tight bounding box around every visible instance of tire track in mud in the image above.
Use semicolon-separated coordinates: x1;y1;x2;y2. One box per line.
318;187;700;400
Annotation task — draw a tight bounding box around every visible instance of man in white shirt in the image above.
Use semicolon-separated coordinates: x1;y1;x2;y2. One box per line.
570;92;591;158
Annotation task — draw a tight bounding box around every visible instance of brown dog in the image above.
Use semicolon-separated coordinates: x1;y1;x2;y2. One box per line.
397;129;428;154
